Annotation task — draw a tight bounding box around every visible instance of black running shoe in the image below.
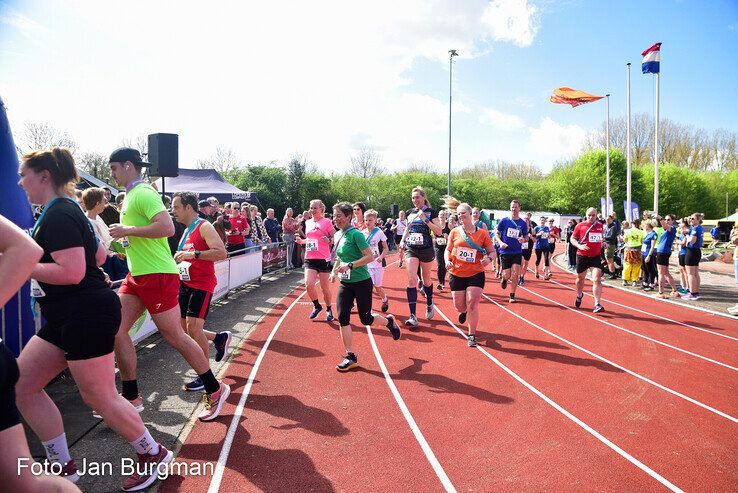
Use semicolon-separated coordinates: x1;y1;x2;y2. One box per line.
309;306;323;320
336;353;358;372
593;304;605;314
501;277;507;290
386;315;401;340
575;293;584;308
381;300;389;312
518;276;524;286
467;335;477;347
326;309;334;322
214;331;232;363
458;312;467;324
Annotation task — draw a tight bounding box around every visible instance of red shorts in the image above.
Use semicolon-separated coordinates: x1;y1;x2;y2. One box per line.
118;273;180;314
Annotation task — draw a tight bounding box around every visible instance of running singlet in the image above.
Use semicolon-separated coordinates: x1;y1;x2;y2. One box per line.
405;207;438;250
304;217;335;260
572;220;604;258
447;227;493;278
363;227;387;269
686;225;703;249
534;226;550;250
496;217;528;255
395;219;407;236
334;227;371;283
120;183;179;276
549;226;560;244
178;220;217;293
642;231;657;256
656;225;676;254
32;199;108;302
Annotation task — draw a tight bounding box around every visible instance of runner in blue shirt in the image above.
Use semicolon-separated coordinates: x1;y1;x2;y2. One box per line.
533;219;551;280
494;200;528;303
654;214;678;298
677;218;690;294
641;221;658;290
682;213;704;300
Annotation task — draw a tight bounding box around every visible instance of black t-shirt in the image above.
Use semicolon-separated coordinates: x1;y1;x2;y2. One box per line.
33;199;108;304
405;207;439;250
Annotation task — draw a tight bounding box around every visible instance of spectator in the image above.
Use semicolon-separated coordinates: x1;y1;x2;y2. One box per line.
282;208;299;269
603;214;619;279
82;187;128;281
207;196;220;217
162;195;172;210
710;224;720;248
240;205;254;248
115;191;125;208
99;188;121;226
248;205;269;245
728;225;738;315
264;208;280;243
623;219;644;286
225;204;248;255
565;218;578;270
384;217;395;250
74;189;85;210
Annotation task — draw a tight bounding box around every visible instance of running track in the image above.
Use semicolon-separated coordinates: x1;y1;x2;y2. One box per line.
162;254;738;492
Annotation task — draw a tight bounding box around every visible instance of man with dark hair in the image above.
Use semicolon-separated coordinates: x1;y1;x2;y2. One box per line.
263;208;280;243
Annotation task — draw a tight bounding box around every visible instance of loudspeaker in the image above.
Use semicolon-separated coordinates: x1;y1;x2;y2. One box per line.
147;133;179;177
391;204;399;217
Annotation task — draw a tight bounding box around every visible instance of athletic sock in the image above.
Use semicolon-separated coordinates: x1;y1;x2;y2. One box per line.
199;370;220;394
326;305;332;312
42;433;72;466
407;287;418;316
425;284;434;306
121;380;139;401
509;293;515;300
312;299;321;310
130;428;160;455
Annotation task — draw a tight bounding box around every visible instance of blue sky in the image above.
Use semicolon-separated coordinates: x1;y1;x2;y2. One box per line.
1;0;736;174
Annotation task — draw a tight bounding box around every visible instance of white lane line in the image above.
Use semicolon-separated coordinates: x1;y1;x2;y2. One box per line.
546;277;738;342
480;294;737;423
208;291;305;493
515;285;738;372
366;324;457;493
432;304;684;493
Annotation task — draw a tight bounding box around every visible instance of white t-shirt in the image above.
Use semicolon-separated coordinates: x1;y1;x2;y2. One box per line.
395;219;407;235
364;227;387;269
88;214;113;251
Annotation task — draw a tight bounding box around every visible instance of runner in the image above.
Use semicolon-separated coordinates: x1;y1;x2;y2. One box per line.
171;192;233;391
444;202;495;348
107;148;230;422
547;217;560;272
362;209;390;312
398;186;443;326
471;207;489;232
295;199;335;321
494;200;528;303
682;212;704;300
391;210;407;267
570;207;606;313
677;218;690;294
352;202;366;230
533;216;551;280
329;202;400;372
654;214;679;298
641;220;658;291
519;212;534;285
435;209;450;290
16;148;173;491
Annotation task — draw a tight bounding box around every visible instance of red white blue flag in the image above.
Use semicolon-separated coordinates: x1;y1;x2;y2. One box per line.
642;42;661;74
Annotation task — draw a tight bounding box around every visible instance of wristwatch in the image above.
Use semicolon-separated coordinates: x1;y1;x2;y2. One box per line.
194;250;201;259
347;262;354;269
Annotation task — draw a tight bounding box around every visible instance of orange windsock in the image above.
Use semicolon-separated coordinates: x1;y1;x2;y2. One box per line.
550;87;604;107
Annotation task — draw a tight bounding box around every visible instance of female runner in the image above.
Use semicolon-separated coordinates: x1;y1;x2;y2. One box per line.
296;199;335;321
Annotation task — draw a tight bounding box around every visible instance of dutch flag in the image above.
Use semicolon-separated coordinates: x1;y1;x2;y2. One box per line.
642;42;661;74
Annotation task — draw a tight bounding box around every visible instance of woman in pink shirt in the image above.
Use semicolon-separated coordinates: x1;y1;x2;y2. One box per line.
296;199;335;321
282;208;299;269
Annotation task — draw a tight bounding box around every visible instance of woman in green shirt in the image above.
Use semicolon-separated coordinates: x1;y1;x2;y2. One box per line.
329;202;401;372
623;219;644;286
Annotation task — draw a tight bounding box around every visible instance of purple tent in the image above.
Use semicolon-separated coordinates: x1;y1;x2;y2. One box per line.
153;168;257;205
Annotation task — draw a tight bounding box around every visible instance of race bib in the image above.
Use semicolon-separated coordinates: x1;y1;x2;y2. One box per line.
521;242;529;250
540;232;549;239
372;247;380;259
588;233;603;243
548;237;555;243
121;236;130;248
407;233;424;246
306;239;319;252
457;247;477;263
339;269;351;280
507;228;520;239
178;261;192;281
641;244;648;253
435;237;447;246
30;279;46;298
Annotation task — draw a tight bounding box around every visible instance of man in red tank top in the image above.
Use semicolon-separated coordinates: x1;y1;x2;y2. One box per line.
172;192;232;391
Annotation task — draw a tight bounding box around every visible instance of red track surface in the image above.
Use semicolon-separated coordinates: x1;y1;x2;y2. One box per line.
163;254;737;492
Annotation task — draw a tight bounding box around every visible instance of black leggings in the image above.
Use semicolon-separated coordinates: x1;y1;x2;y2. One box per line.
336;278;375;327
435;246;447;286
535;248;550;267
567;244;578;267
642;254;658;284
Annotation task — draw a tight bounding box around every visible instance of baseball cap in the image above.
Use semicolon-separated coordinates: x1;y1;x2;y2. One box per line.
109;147;149;166
198;200;210;208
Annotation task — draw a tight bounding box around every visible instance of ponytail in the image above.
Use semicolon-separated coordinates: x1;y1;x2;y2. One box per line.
23;147;79;195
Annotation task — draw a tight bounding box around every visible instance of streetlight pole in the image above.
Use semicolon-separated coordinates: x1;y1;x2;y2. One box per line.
448;49;458;197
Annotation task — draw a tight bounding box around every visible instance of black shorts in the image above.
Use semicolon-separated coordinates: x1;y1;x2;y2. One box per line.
522;245;533;261
405;247;436;263
449;272;485;291
656;252;671;266
576;255;602;274
684;248;701;266
500;253;523;270
179;283;213;320
305;258;333;273
336;278;375;327
37;290;121;361
0;342;21;432
678;253;686;267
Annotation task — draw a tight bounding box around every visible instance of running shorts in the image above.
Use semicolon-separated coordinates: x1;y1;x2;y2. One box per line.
0;342;20;432
522;243;533;261
305;259;333;273
656;252;671;266
500;253;523;270
405;247;435;263
179;283;213;320
118;273;180;314
678;253;686;267
604;242;617;260
576;255;602;274
684;248;701;266
449;272;485;291
368;266;385;287
336;278;374;327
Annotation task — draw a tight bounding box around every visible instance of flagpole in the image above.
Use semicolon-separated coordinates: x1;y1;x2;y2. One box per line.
654;71;660;215
626;63;632;221
606;93;611;216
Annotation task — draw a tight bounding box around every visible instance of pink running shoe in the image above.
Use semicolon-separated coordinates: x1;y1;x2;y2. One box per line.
198;382;231;421
121;443;174;492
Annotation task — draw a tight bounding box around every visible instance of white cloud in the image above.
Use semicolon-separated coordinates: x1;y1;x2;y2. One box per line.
478;108;526;129
0;7;48;37
528;118;588;158
481;0;540;47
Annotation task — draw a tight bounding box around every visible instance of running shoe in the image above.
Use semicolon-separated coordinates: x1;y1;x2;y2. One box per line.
381;300;389;312
214;331;232;363
398;259;403;268
622;280;629;286
643;285;654;291
458;312;467;324
727;304;738;314
183;377;205;392
535;272;540;279
544;273;551;280
419;285;426;298
59;460;80;483
437;284;444;291
518;276;524;286
326;309;334;322
121;444;173;492
508;294;516;303
677;287;689;294
404;314;419;328
575;292;584;308
467;334;477;347
681;293;700;301
309;306;323;320
501;277;507;289
593;304;605;314
198;382;231;422
632;281;638;287
386;315;401;340
93;395;144;418
336;353;359;372
426;304;435;320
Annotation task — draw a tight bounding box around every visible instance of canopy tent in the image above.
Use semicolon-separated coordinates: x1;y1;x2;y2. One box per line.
717;211;738;222
77;169;120;196
152;168;258;205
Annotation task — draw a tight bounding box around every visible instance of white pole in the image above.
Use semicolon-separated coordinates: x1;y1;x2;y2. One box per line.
654;71;660;215
626;63;632;221
606;94;611;216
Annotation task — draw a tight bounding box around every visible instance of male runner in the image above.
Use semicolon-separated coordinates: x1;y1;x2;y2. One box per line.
571;207;606;313
495;200;528;303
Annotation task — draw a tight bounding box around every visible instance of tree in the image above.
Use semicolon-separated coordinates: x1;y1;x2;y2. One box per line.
17;122;76;154
637;163;718;218
77;151;111;183
196;147;240;174
285;153;309;211
458;159;543;181
121;135;148;156
349;146;384;179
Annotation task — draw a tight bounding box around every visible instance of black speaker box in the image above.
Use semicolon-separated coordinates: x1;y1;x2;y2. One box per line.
148;133;179;177
391;204;399;217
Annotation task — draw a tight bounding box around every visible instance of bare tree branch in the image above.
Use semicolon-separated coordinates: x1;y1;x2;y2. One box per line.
196;147;241;174
17;122;76;154
349;146;384;178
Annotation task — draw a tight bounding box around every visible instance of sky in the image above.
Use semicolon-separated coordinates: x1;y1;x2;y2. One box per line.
1;0;736;174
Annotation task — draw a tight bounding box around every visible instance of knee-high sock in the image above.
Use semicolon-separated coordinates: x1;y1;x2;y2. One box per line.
424;283;433;306
407;287;417;316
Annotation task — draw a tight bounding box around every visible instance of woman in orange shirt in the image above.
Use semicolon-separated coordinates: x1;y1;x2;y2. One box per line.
444;202;496;348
